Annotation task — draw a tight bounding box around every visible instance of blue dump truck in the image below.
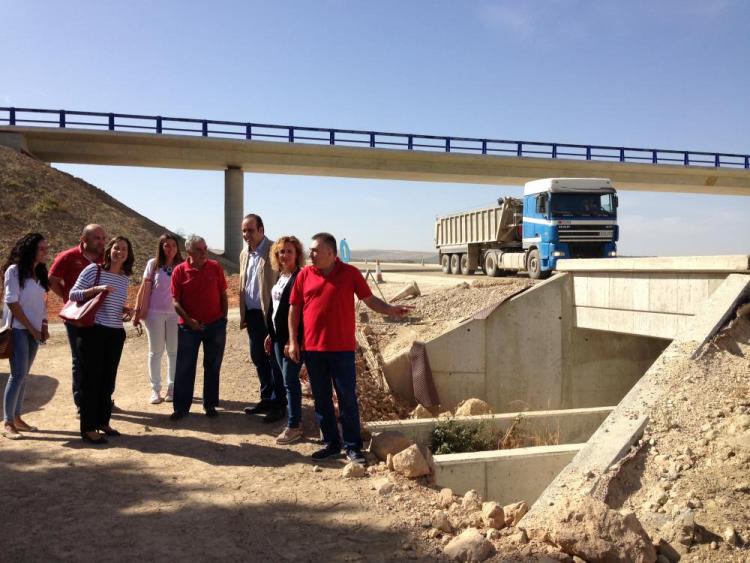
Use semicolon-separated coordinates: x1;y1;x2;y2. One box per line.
435;177;619;279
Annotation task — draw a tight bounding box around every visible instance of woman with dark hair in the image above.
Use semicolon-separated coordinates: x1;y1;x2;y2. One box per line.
2;233;49;439
264;235;306;445
133;234;183;404
69;236;134;444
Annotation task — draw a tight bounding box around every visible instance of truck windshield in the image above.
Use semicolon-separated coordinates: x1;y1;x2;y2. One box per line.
550;193;617;217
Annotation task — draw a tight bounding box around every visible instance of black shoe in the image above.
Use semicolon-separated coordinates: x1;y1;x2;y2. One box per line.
98;427;121;437
170;411;187;421
311;443;342;460
244;402;272;415
81;433;108;445
262;407;286;424
345;449;366;465
205;408;219;418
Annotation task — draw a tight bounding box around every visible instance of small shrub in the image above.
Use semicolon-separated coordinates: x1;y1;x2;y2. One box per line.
30;194;62;215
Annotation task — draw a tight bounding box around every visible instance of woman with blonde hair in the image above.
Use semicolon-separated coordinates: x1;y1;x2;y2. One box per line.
133;234;183;404
264;236;306;445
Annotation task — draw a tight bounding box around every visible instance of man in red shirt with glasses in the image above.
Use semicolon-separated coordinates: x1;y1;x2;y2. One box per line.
288;232;411;464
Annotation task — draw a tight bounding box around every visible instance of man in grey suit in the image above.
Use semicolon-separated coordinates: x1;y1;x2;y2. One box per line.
239;214;285;422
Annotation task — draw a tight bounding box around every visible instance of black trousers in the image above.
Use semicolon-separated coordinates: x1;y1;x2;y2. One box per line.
76;324;125;434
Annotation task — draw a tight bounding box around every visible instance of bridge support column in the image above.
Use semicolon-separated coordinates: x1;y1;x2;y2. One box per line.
224;167;244;261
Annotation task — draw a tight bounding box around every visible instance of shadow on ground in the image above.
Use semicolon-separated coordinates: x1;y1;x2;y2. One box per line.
0;447;414;562
0;372;59;413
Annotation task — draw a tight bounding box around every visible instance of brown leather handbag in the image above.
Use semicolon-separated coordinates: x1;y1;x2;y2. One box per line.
59;266;108;328
0;312;13;359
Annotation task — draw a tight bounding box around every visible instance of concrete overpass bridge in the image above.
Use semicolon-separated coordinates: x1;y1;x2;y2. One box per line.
1;107;748;258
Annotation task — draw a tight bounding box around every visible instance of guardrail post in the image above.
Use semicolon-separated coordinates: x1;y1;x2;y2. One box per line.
202;120;208;137
289;127;294;142
156;116;163;134
683;153;689;166
586;146;592;160
9;107;15;126
517;142;523;157
329;130;335;145
714;154;720;167
619;148;624;162
652;150;657;164
59;110;66;128
246;124;252;140
369;132;375;148
108;113;115;131
408;135;413;150
745;156;749;169
481;140;487;155
551;144;557;158
445;138;451;152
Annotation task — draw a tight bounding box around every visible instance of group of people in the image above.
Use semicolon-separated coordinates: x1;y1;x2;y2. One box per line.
2;215;410;464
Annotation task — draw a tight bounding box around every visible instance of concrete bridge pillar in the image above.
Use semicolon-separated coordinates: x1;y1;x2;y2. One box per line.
224;167;244;261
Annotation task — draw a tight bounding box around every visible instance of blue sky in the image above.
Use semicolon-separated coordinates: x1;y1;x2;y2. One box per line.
2;0;749;255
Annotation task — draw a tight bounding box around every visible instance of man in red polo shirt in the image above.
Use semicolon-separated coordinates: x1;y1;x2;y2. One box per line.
49;224;106;411
288;232;411;463
170;235;228;420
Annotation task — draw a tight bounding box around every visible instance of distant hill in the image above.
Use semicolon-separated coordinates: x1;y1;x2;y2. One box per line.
0;146;236;277
349;249;438;263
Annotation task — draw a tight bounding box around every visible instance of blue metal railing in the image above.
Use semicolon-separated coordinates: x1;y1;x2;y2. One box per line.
1;106;748;169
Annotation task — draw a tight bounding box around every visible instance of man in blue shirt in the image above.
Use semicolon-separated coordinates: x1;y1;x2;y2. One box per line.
239;214;286;423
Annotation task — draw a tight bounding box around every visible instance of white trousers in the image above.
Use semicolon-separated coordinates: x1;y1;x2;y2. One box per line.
144;310;178;392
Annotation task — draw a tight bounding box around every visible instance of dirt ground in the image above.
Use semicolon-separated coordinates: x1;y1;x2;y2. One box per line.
1;268;538;562
605;308;750;562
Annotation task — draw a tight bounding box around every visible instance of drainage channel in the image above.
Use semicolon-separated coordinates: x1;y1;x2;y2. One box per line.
368;255;750;510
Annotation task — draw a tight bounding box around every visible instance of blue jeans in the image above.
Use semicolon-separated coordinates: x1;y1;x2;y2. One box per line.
245;308;285;407
4;329;39;422
173;318;227;414
64;321;83;407
304;351;362;451
274;341;302;428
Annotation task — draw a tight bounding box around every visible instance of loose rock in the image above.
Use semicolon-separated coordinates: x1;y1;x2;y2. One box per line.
369;431;415;461
439;487;455;508
455;398;493;416
462;490;483;511
432;510;453;533
411;404;433;419
481;501;506;530
374;478;395;496
503;501;529;527
392;444;431;478
342;462;366;478
443;528;494;562
543;497;657;563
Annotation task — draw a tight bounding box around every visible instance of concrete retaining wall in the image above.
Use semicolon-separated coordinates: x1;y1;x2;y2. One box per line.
522;273;750;528
434;444;583;506
366;407;613;448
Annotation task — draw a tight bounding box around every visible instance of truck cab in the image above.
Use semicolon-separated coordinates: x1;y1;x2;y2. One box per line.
522;178;619;277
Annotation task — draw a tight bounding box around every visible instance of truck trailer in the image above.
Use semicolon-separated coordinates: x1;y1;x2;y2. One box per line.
434;178;619;279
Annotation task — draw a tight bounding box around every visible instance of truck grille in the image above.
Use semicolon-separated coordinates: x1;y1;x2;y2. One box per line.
557;225;614;243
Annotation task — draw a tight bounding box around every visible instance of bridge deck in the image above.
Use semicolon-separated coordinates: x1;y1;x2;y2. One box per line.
2;126;749;195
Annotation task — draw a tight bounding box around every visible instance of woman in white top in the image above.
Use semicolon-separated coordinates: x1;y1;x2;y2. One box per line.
133;234;183;404
69;236;134;444
2;233;50;439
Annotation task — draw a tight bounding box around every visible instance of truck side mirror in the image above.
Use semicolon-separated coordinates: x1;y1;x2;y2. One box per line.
614;195;619;208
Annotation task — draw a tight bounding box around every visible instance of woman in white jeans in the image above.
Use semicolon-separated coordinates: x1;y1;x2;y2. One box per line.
133;234;183;404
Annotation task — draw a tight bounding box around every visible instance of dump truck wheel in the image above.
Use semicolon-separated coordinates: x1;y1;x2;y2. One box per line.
484;253;499;277
450;254;461;275
527;249;545;279
460;254;474;276
441;254;451;274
